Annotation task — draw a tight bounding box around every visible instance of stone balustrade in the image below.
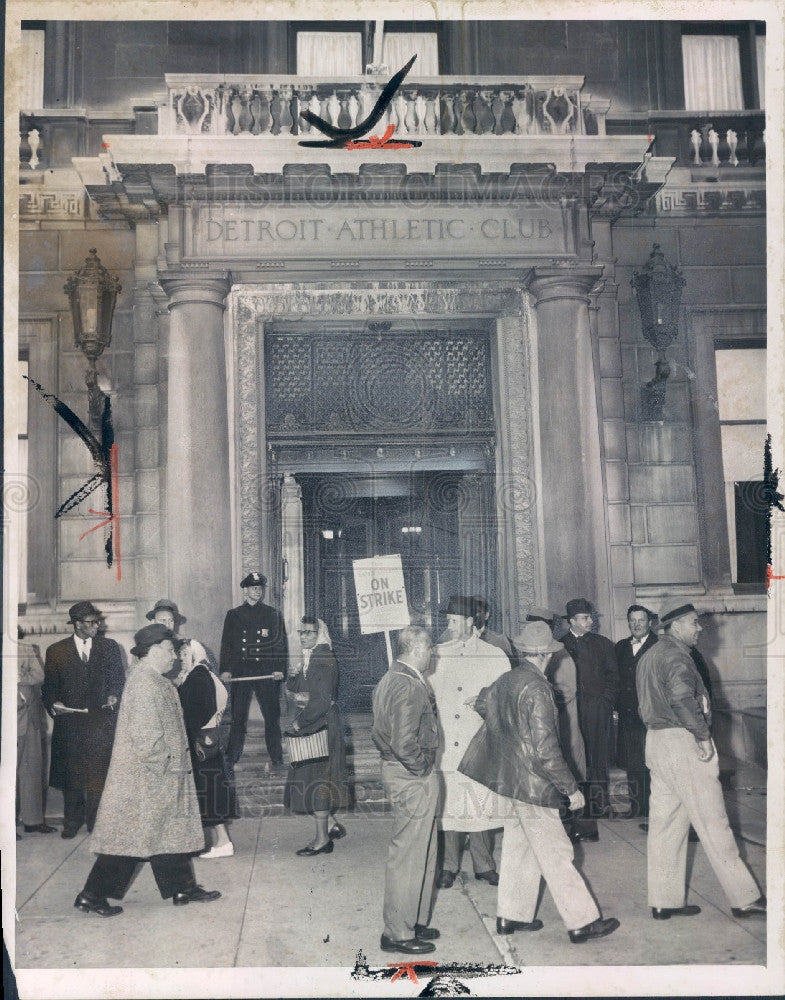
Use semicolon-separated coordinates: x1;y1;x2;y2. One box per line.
608;111;765;169
162;73;600;138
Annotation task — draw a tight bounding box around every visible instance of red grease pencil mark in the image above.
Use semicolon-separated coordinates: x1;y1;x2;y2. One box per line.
388;960;438;984
766;565;785;588
346;124;419;150
78;445;121;580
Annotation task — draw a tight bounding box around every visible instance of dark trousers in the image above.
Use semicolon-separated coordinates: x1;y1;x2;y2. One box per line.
577;695;612;820
63;783;103;834
617;707;650;818
84;853;196;901
227;678;282;764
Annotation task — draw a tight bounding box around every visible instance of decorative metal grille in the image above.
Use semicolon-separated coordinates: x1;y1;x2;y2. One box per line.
266;330;493;435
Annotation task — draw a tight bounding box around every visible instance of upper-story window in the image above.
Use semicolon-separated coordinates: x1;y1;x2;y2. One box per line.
20;26;45;111
296;29;363;76
714;343;767;586
681;22;765;110
382;32;439;75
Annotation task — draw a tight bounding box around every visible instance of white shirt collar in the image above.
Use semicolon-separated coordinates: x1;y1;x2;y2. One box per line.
74;635;92;657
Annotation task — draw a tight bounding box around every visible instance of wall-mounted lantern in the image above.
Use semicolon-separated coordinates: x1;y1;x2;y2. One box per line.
64;248;121;429
631;243;685;421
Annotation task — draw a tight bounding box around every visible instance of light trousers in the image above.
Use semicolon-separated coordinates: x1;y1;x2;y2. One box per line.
442;829;496;874
497;798;600;931
381;760;439;941
646;728;760;909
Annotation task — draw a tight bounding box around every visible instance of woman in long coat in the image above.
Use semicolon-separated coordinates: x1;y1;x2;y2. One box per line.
75;625;219;916
284;617;348;856
174;637;237;858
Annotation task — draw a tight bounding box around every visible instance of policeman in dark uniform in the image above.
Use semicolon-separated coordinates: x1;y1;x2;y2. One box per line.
219;573;288;767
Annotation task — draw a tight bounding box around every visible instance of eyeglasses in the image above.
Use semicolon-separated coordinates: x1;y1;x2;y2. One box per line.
79;619;101;626
298;629;318;635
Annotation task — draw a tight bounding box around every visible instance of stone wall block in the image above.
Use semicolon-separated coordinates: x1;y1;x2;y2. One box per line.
632;544;700;583
645;504;698;543
607;502;631;543
134;429;159;469
730;267;767;304
600;377;624;419
629;464;695;503
134;342;159;385
19;231;60;272
638;423;694;464
59;229;136;270
598;336;622;376
603;419;627;460
134;469;160;513
681;267;732;304
605;460;629;502
678;226;766;266
610;544;634;584
133;384;159;427
630;505;647;543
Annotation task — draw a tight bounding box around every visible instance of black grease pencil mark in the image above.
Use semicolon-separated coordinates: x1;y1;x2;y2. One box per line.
298;56;422;149
765;433;785;588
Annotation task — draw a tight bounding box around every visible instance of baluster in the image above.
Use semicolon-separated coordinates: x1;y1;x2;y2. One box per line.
279;87;294;134
491;91;505;135
347;92;359;130
229;90;243;135
512;91;529;135
462;90;477;134
440;92;455;134
425;93;439;134
392;92;407;134
358;87;376;126
404;90;418;133
214;88;228;134
414;94;427;135
326;92;341;129
726;129;739;166
307;93;321;132
750;127;765;166
689;129;701;165
258;87;274;134
238;89;254;134
452;92;466;135
248;90;262;135
716;128;731;165
707;128;719;166
269;90;282;135
476;91;494;134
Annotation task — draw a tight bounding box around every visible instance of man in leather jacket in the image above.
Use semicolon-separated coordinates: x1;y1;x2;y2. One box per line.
459;620;619;943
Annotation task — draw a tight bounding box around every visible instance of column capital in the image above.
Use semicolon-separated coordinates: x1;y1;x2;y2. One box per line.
524;266;605;306
159;272;231;311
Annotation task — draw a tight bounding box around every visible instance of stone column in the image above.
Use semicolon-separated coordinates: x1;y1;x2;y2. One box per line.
281;473;305;659
525;266;608;616
160;273;232;656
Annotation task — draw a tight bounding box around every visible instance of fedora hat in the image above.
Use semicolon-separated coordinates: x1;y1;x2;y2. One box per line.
512;620;563;655
659;603;698;627
130;623;174;658
68;601;101;623
145;598;187;628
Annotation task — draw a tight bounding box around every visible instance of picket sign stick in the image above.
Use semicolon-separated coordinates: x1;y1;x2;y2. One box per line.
384;629;394;667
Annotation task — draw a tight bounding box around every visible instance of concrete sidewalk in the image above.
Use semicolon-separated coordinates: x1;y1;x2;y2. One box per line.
12;757;767;971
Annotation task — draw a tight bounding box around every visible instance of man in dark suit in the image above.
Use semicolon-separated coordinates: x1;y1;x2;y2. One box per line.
615;605;658;823
560;598;619;839
219;572;288;767
42;602;125;839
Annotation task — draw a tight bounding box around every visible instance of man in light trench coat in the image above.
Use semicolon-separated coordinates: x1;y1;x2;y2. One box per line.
430;595;510;888
74;624;221;916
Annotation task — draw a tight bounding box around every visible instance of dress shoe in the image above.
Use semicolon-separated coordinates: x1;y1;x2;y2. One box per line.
296;840;334;857
639;823;649;833
496;916;543;934
199;842;234;859
74;892;123;917
172;884;221;906
652;905;701;920
380;934;436;954
436;870;457;889
61;827;80;840
731;896;767;918
414;924;440;940
474;870;499;886
576;831;599;842
328;821;347;840
688;828;699;843
568;917;620;943
24;823;57;834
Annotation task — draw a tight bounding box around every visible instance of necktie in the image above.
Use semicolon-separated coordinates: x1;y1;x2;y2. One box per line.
81;649;89;664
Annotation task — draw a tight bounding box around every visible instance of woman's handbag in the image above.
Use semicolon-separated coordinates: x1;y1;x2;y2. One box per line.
284;725;329;764
194;726;221;763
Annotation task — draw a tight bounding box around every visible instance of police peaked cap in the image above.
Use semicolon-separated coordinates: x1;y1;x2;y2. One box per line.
241;572;267;588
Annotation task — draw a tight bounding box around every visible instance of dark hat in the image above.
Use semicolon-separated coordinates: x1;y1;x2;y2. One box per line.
68;601;101;623
130;623;174;658
444;595;476;618
512;621;564;655
660;603;698;627
145;598;187;627
564;598;593;619
526;606;558;625
241;572;267;588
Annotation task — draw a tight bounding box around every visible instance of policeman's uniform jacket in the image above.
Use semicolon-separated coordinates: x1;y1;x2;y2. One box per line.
219;600;288;679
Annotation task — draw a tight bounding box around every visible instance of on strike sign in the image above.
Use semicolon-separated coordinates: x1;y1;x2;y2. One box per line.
352;554;410;635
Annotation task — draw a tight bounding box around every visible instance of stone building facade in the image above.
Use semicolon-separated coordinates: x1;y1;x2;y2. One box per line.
15;18;768;751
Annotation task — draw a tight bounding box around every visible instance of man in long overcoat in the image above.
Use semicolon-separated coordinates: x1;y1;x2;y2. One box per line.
75;624;220;916
42;602;125;838
430;596;509;888
459;620;620;943
17;637;55;834
220;572;288;766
